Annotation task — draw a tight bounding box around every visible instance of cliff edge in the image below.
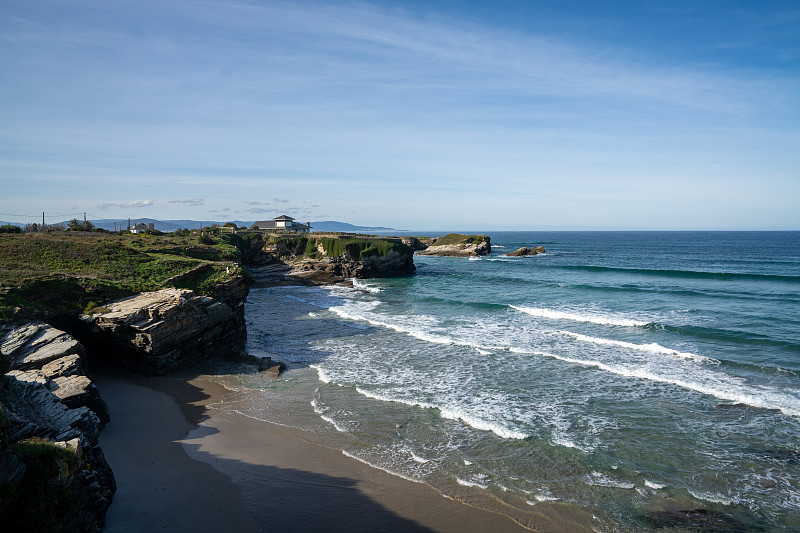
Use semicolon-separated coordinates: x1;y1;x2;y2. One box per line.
416;233;491;257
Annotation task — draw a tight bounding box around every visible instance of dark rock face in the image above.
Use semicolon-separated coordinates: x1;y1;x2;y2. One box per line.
80;287;249;376
0;322;115;532
506;246;546;257
260;236;416;283
401;237;435;251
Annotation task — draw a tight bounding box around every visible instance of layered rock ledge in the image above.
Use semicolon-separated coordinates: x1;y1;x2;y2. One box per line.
416;234;491;257
79;288;248;376
1;322;115;532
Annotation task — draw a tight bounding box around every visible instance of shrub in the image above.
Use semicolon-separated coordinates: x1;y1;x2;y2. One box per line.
0;225;21;234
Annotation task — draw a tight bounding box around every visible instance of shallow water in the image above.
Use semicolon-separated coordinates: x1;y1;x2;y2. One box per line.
219;231;800;531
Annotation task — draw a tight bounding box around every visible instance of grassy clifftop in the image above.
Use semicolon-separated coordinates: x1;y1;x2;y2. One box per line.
431;233;489;246
265;235;412;261
0;232;248;322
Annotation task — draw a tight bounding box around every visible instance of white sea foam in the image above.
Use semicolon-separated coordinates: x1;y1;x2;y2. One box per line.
328;305;495;355
529;494;560;503
409;451;430;464
351;279;382;293
310;364;333;384
558;331;713;363
524;350;800;417
456;477;489;489
463;460;473;466
644;480;666;489
342;450;422;483
510;305;649;327
354;387;529;440
587;472;635;490
689;489;735;506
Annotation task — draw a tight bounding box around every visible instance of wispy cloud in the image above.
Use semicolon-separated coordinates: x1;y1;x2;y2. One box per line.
1;0;798;229
169;198;205;206
97;199;155;209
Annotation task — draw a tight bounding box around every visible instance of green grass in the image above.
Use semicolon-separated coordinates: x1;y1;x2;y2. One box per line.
0;438;80;533
318;237;410;260
431;233;488;246
0;232;243;322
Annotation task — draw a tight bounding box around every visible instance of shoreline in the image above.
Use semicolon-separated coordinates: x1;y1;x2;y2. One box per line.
95;362;588;532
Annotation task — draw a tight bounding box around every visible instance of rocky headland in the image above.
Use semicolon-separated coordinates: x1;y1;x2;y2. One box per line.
246;234;416;285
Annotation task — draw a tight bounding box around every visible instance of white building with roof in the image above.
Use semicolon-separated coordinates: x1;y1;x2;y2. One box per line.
249;215;311;233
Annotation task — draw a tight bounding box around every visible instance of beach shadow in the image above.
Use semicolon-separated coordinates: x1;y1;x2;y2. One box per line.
94;361;436;533
182;444;436;533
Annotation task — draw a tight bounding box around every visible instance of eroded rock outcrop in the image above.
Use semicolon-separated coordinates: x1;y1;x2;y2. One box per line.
256;235;416;283
506;246;546;257
80;288;248;376
1;322;115;532
416;234;491;257
1;322;108;426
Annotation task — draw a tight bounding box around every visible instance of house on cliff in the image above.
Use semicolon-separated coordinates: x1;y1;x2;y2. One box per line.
249;215;311;233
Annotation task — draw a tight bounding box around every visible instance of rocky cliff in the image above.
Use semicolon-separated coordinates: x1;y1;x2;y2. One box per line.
0;322;115;532
416;234;491;257
256;235;415;283
79;287;249;376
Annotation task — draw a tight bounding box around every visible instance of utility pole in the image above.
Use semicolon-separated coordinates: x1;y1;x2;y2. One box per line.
83;212;86;223
42;212;45;231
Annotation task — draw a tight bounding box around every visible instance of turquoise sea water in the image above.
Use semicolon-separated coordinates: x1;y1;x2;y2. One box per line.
236;231;800;531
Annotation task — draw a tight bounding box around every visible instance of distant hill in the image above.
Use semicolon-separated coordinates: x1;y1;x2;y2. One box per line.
1;218;399;233
309;221;398;233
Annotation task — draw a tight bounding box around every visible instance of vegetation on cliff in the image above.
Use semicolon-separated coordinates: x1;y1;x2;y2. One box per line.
0;232;248;323
0;437;82;532
431;233;489;246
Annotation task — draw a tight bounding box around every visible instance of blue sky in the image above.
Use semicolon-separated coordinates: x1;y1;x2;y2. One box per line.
1;0;798;230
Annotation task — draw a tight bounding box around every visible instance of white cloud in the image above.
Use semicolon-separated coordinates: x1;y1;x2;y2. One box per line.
97;199;155;209
168;198;205;206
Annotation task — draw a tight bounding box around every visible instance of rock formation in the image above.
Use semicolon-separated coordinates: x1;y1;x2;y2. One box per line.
416;234;491;257
1;322;115;532
506;246;546;257
79;288;248;376
255;235;416;283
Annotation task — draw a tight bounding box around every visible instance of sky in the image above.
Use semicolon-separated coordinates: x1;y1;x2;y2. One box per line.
1;0;799;230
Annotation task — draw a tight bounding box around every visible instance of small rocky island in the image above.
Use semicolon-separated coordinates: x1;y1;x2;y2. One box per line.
506;246;546;256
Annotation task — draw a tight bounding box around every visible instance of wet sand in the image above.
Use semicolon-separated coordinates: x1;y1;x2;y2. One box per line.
96;365;586;532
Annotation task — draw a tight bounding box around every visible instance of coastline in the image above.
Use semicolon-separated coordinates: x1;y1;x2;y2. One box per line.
96;361;589;532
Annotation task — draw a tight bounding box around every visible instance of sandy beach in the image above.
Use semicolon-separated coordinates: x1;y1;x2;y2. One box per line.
95;363;588;533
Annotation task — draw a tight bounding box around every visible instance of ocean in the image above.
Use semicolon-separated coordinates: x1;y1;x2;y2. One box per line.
214;231;800;531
